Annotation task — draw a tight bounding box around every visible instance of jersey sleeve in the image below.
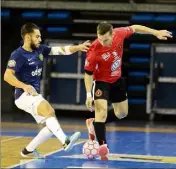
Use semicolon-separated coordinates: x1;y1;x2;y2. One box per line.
114;27;134;39
7;51;25;72
84;46;97;72
41;45;52;58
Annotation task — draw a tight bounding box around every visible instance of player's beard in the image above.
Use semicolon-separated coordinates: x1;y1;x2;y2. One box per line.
30;41;39;50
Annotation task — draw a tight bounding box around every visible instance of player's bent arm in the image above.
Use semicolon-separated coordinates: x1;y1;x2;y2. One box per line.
84;71;93;98
4;69;26;89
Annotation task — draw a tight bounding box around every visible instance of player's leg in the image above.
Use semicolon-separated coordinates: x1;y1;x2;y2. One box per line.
87;81;110;160
86;81;108;144
94;99;109;160
110;77;128;119
112;99;128;119
35;99;81;152
21;126;53;158
15;93;80;158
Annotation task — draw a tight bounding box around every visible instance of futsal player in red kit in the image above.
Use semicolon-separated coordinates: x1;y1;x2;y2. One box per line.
84;21;172;160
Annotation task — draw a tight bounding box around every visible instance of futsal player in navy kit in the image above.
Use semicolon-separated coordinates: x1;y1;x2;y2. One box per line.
4;23;91;158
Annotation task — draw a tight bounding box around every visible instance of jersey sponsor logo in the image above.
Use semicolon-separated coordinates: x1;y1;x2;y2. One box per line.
95;89;102;97
8;60;16;67
39;54;44;61
29;62;35;65
31;67;42;76
111;70;120;76
111;59;121;71
102;52;110;61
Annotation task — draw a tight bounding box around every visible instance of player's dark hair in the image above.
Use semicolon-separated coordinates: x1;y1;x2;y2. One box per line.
21;23;39;39
97;21;113;35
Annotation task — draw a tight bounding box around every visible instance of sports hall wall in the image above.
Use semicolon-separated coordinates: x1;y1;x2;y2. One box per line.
1;1;176;121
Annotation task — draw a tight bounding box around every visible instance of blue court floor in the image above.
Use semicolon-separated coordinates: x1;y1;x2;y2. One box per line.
1;120;176;168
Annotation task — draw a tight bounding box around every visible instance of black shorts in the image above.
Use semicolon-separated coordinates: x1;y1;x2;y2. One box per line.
93;78;127;103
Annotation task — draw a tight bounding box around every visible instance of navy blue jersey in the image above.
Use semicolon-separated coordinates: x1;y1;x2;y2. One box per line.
7;45;51;100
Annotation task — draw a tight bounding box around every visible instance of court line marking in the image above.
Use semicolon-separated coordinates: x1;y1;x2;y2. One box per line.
61;153;176;164
7;140;86;169
1;136;22;143
2;122;176;133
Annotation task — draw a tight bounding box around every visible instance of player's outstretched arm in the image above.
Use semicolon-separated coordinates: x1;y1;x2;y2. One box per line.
130;25;173;40
4;69;37;95
50;40;91;55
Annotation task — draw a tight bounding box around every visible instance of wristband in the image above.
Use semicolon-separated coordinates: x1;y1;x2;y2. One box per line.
86;92;91;98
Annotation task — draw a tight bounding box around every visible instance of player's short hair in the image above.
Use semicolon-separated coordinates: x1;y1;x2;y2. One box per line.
21;23;39;39
97;21;113;35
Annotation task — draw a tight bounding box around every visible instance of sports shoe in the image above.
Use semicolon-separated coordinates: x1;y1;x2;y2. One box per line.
86;118;95;140
20;148;44;159
63;132;81;152
98;144;109;160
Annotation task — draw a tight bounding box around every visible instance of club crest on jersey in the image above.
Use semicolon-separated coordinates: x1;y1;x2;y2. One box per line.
39;54;44;61
8;60;16;67
102;52;110;61
95;89;102;97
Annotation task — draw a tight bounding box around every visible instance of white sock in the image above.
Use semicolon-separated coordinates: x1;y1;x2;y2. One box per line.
45;117;67;144
26;126;53;152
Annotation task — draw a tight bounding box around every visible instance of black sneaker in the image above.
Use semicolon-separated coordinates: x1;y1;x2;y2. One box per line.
20;148;44;159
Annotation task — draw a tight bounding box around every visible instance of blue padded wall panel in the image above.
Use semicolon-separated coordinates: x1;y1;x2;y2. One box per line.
50;79;77;104
52;53;78;73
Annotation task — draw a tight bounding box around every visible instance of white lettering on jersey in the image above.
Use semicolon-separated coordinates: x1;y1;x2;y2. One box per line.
29;62;35;65
31;67;42;76
102;52;110;61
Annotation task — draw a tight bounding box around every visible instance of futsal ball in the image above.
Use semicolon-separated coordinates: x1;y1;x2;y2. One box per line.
82;140;99;159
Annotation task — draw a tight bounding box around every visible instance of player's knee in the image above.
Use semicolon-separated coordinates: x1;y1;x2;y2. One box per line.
119;111;128;119
45;107;55;118
37;102;55;118
115;110;128;119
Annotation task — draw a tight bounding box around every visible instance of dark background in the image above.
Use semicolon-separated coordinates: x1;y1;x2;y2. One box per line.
1;1;176;123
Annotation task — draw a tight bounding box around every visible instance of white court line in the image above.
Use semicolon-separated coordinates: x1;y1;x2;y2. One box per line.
7;140;86;169
1;136;22;142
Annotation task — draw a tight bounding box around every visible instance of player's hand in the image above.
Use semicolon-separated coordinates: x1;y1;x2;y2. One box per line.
85;97;94;112
78;40;91;52
155;30;173;40
23;85;38;96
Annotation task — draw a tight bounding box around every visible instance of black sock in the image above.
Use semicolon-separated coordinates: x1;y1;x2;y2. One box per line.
93;122;107;145
22;148;33;154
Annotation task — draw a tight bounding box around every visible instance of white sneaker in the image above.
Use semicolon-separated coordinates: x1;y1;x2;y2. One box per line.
63;132;81;152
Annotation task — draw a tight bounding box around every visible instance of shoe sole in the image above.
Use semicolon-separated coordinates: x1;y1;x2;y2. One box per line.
86;118;95;140
20;152;44;159
64;132;81;152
